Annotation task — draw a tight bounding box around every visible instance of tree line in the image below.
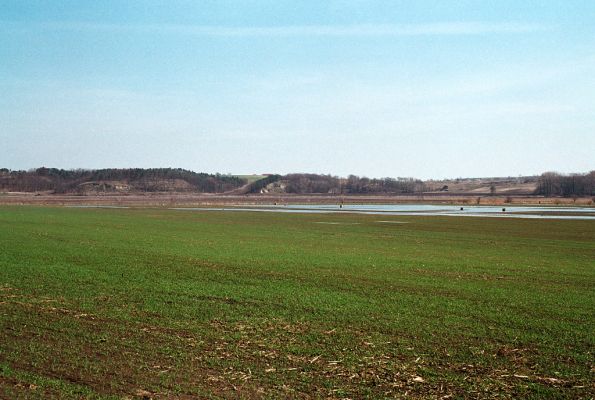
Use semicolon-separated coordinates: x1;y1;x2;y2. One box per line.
0;168;245;193
534;171;595;197
283;174;426;194
2;168;594;197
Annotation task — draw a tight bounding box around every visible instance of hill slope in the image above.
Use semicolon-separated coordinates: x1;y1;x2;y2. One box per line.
0;168;246;194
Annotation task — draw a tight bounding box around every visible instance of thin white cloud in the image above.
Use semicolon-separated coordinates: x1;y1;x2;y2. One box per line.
3;21;547;36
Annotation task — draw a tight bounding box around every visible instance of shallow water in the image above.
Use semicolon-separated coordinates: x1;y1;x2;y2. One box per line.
170;204;595;220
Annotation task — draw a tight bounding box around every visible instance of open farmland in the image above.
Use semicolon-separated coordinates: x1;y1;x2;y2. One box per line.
0;206;593;399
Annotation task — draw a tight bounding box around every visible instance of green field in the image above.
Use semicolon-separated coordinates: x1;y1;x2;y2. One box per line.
0;207;593;399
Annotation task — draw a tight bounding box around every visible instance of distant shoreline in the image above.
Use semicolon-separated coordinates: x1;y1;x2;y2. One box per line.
1;193;593;207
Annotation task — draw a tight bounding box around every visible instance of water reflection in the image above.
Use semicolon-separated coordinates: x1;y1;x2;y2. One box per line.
170;204;595;220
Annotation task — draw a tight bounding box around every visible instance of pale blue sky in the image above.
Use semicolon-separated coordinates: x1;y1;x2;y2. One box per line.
1;1;594;178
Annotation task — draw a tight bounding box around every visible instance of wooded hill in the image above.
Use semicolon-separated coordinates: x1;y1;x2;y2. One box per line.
0;168;245;194
1;168;593;197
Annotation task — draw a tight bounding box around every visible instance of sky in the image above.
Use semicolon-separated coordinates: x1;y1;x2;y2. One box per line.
1;1;594;179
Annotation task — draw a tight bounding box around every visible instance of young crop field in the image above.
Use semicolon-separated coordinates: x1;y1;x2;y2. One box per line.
0;206;593;399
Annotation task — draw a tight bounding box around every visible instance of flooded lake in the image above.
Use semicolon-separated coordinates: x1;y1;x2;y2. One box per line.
170;204;595;220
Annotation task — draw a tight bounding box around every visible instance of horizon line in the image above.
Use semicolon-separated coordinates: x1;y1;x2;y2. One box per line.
3;166;592;182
